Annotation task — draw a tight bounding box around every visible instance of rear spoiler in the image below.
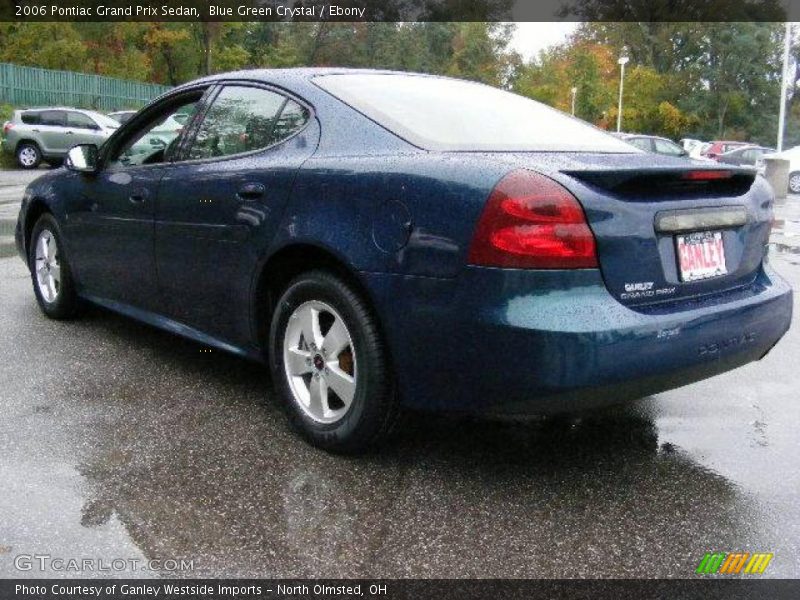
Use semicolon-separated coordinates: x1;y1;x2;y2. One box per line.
562;168;756;200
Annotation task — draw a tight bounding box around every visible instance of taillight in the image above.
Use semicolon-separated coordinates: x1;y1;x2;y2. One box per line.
2;122;12;136
681;170;733;181
468;170;598;269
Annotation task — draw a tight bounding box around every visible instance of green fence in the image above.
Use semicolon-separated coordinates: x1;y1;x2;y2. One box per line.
0;63;171;111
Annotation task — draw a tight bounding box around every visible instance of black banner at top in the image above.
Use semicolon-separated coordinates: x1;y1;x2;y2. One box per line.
0;0;795;22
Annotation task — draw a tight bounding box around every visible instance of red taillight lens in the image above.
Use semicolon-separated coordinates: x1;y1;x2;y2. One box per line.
468;170;598;269
2;122;12;135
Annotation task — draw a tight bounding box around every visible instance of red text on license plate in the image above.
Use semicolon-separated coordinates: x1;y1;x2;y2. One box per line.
676;231;727;282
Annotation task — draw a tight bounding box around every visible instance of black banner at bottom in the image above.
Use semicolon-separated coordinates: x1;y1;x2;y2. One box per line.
2;579;800;600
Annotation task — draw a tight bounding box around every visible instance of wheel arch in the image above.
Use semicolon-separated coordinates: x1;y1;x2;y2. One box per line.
23;198;51;258
15;138;41;153
251;242;384;353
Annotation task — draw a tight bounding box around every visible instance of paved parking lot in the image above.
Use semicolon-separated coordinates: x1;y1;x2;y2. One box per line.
0;169;799;578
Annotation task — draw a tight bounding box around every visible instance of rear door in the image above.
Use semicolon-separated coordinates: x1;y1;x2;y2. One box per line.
556;159;772;309
36;110;68;154
154;82;318;345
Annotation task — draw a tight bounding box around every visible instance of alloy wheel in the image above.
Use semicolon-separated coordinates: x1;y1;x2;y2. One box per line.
34;229;60;303
283;300;357;424
18;146;38;167
790;174;800;194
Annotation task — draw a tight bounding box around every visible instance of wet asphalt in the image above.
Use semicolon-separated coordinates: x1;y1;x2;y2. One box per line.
0;172;799;579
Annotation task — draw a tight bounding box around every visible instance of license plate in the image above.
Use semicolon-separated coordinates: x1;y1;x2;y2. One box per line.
676;231;727;282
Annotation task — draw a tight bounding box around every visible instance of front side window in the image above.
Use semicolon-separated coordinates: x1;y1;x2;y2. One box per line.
67;112;99;130
315;73;634;152
107;96;201;169
186;86;309;160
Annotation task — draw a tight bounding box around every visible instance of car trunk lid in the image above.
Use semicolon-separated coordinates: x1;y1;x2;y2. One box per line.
549;160;771;309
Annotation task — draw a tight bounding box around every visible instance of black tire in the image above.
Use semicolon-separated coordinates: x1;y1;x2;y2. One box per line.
789;171;800;194
268;270;400;453
16;142;42;169
28;213;79;319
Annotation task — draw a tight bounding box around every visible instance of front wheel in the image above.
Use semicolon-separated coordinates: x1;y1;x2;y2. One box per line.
28;214;79;319
268;270;400;453
789;172;800;194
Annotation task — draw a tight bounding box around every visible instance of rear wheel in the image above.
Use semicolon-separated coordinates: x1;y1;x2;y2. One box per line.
16;142;41;169
789;172;800;194
268;270;399;453
28;214;78;319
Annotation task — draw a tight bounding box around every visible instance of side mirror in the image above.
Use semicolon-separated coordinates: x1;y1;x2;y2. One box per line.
65;144;98;173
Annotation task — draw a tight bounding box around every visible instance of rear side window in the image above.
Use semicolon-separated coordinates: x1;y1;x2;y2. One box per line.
629;138;653;152
20;112;41;125
315;73;634;152
40;111;66;127
654;138;684;156
67;112;99;130
187;86;309;160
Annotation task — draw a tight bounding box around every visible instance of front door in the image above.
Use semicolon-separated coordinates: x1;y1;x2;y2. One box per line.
155;83;317;345
65;91;207;311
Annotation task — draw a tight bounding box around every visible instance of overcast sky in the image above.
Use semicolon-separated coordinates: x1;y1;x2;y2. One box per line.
510;22;578;62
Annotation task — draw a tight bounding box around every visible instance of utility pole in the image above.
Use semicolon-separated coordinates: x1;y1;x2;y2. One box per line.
571;87;577;116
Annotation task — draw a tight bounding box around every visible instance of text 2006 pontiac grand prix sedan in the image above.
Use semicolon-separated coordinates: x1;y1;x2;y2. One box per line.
15;68;793;452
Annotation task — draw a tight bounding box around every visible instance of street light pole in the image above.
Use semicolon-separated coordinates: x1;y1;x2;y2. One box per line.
571;86;577;116
617;49;629;133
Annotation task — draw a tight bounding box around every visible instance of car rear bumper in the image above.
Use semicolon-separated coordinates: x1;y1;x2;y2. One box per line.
361;263;792;415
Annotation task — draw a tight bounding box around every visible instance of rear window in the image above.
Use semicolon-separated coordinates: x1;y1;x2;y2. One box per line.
315;73;635;153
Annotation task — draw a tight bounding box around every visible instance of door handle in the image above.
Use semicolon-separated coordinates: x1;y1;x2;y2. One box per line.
237;182;265;201
129;193;147;204
66;131;74;135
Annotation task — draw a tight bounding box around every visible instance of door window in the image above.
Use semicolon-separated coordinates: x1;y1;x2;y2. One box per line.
40;111;66;127
629;138;653;152
67;112;99;130
654;138;685;156
186;86;309;160
106;97;201;169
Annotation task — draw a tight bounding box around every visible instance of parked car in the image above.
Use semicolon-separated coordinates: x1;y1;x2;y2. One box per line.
715;145;775;168
617;133;689;157
122;112;192;165
1;107;119;169
759;145;800;193
108;110;137;125
680;138;713;160
14;69;792;452
701;140;748;160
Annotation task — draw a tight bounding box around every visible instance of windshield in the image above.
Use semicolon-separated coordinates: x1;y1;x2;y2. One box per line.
315;73;636;153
